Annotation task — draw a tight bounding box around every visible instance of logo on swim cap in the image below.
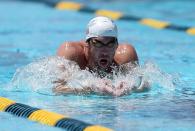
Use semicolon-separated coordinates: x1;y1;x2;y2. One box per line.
86;16;118;40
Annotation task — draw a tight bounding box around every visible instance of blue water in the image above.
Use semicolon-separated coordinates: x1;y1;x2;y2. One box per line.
1;0;195;131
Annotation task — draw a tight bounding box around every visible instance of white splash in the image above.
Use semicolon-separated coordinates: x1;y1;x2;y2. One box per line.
7;56;177;95
6;56;81;93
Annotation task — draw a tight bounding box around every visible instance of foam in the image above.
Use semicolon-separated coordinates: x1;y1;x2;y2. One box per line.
6;56;177;95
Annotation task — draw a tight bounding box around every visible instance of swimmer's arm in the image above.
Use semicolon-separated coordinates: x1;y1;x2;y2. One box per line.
53;79;93;95
52;86;92;95
57;42;84;63
115;44;139;65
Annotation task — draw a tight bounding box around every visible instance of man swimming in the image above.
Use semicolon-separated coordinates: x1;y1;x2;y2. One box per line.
53;16;148;96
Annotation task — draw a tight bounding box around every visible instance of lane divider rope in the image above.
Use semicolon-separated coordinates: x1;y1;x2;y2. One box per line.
54;1;195;35
0;97;113;131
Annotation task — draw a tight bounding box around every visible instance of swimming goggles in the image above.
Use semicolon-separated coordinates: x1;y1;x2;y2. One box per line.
89;38;118;48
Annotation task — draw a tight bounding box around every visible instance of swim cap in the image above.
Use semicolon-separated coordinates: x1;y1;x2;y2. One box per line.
86;16;118;41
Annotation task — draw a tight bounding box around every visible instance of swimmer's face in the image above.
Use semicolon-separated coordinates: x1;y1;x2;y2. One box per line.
87;36;118;69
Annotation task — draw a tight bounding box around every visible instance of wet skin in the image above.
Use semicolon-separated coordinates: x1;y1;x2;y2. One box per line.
55;36;144;96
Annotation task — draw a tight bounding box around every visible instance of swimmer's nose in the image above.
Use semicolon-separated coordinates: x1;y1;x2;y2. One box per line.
99;52;109;57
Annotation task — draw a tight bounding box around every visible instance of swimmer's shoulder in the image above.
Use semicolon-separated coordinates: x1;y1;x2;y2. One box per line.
57;41;87;67
115;43;138;65
57;41;86;56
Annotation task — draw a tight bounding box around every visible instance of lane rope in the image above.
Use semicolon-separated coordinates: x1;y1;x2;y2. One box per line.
14;0;195;35
0;97;113;131
54;1;195;35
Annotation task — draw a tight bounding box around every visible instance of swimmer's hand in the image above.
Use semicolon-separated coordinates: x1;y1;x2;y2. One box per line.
92;80;131;97
93;78;150;96
114;82;132;96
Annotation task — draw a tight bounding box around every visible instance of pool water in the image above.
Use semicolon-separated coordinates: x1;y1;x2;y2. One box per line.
1;0;195;131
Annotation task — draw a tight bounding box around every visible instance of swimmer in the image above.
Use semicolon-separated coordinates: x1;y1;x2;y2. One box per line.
53;16;149;96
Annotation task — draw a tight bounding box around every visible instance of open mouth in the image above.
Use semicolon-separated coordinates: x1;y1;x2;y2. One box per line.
98;59;109;68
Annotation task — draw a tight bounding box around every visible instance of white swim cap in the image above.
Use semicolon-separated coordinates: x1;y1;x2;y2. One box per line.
86;16;118;40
